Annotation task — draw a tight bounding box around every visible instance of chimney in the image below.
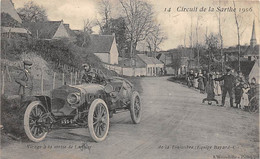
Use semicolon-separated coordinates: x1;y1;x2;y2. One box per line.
64;24;69;28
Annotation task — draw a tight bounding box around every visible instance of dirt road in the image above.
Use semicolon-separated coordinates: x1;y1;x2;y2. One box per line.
1;77;259;159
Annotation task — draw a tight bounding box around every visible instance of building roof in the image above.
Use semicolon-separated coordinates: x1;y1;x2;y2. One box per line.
244;45;259;56
137;54;164;66
86;34;115;53
1;0;22;23
1;26;30;34
23;21;62;39
118;57;146;68
227;61;255;77
149;56;164;65
156;52;173;65
224;45;248;54
64;23;76;38
137;54;154;65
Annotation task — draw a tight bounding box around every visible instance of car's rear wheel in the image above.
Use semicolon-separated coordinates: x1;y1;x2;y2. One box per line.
24;101;48;142
130;91;141;124
88;99;109;142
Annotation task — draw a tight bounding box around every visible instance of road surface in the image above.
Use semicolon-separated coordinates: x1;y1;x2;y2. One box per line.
1;77;259;159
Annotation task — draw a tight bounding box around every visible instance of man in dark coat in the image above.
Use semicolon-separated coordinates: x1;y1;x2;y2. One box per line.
15;60;33;102
81;63;92;83
214;69;236;107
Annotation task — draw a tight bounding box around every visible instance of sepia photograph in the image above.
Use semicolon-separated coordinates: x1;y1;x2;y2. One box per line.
0;0;259;158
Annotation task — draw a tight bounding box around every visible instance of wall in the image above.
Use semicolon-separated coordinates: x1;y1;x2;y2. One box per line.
110;38;119;64
53;23;70;39
94;53;110;63
104;64;146;77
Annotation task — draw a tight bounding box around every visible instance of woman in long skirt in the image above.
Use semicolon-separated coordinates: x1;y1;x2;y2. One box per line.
198;73;205;93
214;72;222;96
194;73;199;89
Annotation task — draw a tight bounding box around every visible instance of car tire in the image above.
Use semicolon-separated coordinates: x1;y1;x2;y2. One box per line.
24;101;48;142
88;98;109;142
130;91;141;124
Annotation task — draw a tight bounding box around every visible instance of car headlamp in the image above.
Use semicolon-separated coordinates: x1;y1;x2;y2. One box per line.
67;93;80;105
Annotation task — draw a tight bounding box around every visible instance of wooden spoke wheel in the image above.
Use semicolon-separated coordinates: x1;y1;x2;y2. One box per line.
24;101;48;142
88;99;109;142
130;91;142;124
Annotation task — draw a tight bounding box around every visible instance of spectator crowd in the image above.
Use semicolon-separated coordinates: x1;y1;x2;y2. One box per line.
186;68;259;112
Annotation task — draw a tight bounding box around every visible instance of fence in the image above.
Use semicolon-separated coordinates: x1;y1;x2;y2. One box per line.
1;67;80;96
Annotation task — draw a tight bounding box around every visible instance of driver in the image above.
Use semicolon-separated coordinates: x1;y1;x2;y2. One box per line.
80;63;104;84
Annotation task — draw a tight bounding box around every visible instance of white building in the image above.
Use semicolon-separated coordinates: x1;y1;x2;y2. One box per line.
137;54;164;76
87;34;119;65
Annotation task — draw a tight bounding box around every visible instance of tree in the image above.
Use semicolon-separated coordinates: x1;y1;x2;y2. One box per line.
76;19;95;48
233;0;241;71
146;24;167;57
216;0;226;72
170;51;182;74
119;0;155;58
195;16;202;67
97;0;112;34
110;18;128;56
231;0;252;71
17;1;48;23
204;34;221;72
75;31;91;48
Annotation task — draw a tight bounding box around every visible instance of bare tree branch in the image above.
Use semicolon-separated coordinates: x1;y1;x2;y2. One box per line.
119;0;155;57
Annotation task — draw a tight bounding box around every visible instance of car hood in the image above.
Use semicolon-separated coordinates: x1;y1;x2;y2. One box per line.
67;84;105;94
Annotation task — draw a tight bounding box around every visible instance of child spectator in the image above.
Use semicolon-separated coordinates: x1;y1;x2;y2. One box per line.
241;83;250;111
248;78;258;100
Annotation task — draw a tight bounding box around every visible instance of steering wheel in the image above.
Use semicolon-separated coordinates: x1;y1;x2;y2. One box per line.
87;72;107;85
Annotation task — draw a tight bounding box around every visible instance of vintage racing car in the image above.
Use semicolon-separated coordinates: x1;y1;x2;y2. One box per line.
23;75;141;142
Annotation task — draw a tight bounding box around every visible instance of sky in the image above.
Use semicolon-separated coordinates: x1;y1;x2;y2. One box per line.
12;0;260;51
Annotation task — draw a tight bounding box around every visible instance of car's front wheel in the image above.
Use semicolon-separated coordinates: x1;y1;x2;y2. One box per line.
130;91;141;124
88;99;109;142
24;101;48;142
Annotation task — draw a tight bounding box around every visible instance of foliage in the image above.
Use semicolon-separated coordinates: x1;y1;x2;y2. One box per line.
199;33;222;72
1;13;22;28
17;1;48;23
1;37;31;60
1;95;25;139
101;17;128;57
169;53;182;70
30;38;81;68
75;31;91;48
